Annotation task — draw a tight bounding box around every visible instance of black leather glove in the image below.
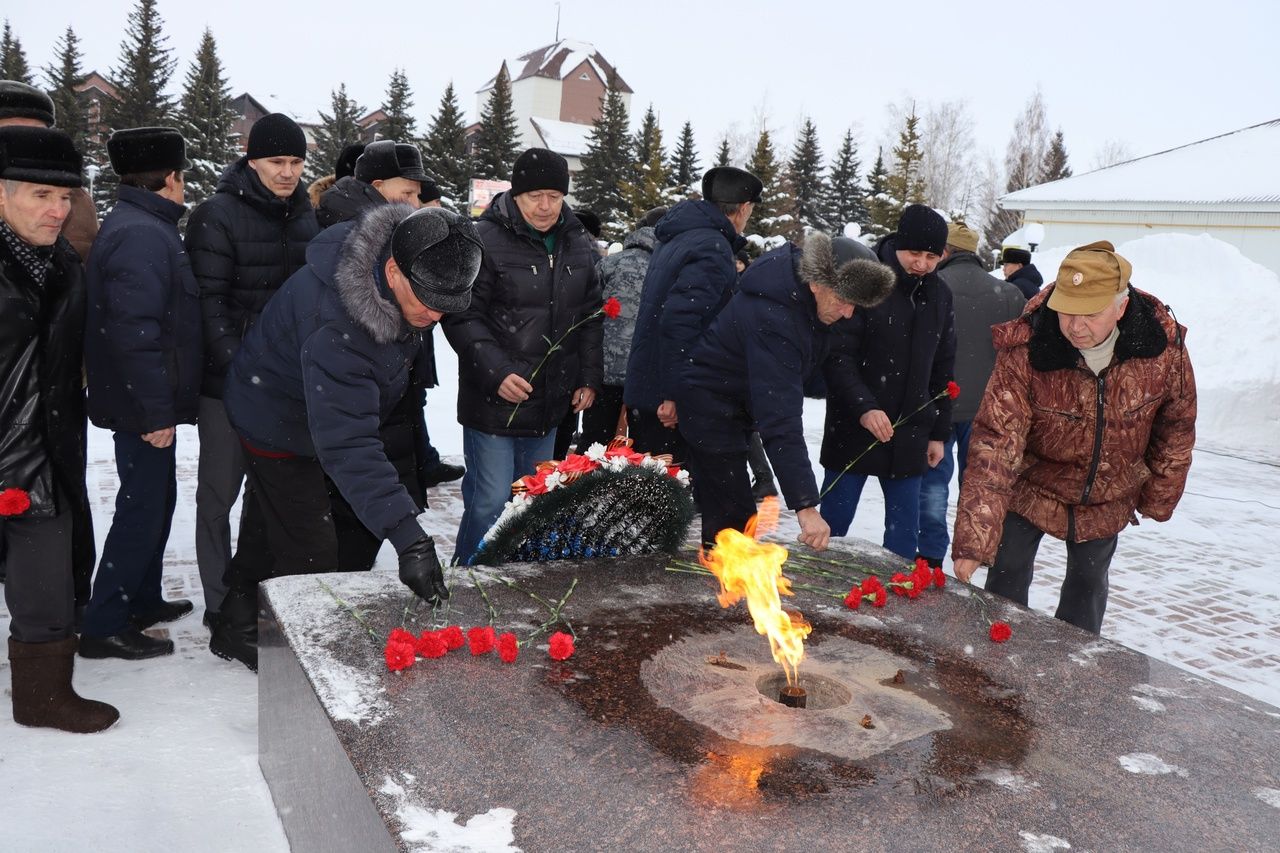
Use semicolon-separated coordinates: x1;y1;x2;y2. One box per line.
398;535;450;604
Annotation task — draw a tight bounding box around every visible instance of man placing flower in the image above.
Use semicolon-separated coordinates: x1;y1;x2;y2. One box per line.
442;148;603;565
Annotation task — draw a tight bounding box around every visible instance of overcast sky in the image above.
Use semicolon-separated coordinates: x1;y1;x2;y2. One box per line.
7;0;1277;175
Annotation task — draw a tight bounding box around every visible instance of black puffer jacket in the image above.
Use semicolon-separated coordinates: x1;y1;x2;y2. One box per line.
185;156;319;398
1007;263;1044;300
85;186;202;433
442;192;602;436
0;235;87;518
819;234;956;479
316;176;384;229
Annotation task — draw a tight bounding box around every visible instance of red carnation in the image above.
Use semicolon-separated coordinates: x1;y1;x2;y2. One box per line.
602;296;622;319
388;627;416;646
439;625;465;651
498;632;519;663
548;631;575;661
946;381;961;400
891;572;911;597
872;588;888;607
384;638;416;672
468;625;496;655
932;566;946;588
843;587;862;610
911;567;932;595
666;465;682;478
416;630;448;659
0;488;31;517
914;556;930;573
989;621;1012;643
860;576;882;595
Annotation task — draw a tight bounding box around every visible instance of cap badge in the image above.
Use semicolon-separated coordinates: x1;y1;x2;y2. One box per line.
1071;272;1084;286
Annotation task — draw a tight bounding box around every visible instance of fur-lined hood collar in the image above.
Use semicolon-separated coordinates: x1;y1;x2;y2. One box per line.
330;203;415;345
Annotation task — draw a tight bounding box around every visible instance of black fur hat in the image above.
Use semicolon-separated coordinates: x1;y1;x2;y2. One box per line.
0;126;83;187
418;180;442;204
575;209;602;238
801;231;895;308
107;127;189;176
701;166;763;204
335;143;365;179
391;207;483;314
511;147;570;196
392;143;432;184
1001;247;1032;266
247;113;307;160
0;80;54;126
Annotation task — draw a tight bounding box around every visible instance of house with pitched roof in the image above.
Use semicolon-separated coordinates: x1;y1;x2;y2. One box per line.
473;39;632;177
1000;119;1280;279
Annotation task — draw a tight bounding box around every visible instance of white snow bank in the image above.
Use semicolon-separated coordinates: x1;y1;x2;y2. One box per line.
1032;233;1280;458
380;778;520;853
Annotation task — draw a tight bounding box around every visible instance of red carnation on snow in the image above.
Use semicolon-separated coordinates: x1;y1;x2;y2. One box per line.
498;632;519;663
602;296;622;319
439;625;465;651
548;631;575;661
0;487;31;516
843;587;863;610
416;630;448;659
946;381;961;400
383;637;416;672
468;625;496;656
989;621;1013;643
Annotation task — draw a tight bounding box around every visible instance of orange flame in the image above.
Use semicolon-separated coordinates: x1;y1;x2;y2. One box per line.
699;497;811;686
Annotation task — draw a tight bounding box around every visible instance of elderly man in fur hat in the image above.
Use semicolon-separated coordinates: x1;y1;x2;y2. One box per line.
676;232;895;548
210;206;483;671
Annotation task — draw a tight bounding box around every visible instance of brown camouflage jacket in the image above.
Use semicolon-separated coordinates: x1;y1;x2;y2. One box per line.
953;285;1196;562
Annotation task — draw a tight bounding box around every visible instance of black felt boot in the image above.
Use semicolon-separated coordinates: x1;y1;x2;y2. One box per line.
208;587;258;673
9;637;120;733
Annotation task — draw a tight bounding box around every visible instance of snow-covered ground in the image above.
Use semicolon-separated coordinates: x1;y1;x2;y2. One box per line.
2;232;1278;851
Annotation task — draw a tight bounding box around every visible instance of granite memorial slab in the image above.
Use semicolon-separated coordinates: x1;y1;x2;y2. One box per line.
258;545;1280;852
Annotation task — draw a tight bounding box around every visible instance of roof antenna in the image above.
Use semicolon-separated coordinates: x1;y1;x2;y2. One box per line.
555;2;561;41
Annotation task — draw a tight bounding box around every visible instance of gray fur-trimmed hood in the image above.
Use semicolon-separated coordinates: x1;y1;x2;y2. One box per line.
334;202;414;345
800;231;895;308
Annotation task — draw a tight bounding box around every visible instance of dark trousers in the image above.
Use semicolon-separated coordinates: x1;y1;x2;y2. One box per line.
682;444;757;548
628;407;686;461
580;384;626;450
81;433;177;638
225;453;386;594
553;409;578;460
2;504;74;642
984;511;1118;634
194;396;243;613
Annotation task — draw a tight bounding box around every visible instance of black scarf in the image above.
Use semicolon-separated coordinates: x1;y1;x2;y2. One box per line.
0;220;54;287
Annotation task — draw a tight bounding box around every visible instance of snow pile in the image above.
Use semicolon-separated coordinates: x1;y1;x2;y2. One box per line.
379;778;520;853
1031;233;1280;458
1117;752;1189;777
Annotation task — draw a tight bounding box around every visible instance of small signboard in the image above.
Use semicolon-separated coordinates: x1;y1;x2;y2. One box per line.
469;178;511;217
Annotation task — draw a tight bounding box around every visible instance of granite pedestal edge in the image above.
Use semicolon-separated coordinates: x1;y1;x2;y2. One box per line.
259;543;1280;853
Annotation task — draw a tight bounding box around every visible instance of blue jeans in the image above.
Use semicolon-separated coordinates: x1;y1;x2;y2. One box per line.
953;420;973;480
819;470;921;560
454;428;556;564
81;432;177;637
917;433;956;562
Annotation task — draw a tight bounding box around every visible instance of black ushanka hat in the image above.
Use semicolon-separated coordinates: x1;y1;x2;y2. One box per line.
107;126;190;175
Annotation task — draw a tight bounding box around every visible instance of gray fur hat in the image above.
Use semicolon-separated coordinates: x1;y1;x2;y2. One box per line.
800;231;894;308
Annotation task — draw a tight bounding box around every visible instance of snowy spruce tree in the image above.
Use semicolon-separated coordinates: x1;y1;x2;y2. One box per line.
668;120;699;195
785;117;827;232
176;28;238;207
822;128;867;235
713;137;732;168
885;108;927;221
107;0;176;129
379;69;417;142
745;127;787;241
573;70;632;233
43;26;89;154
471;65;520;181
421;81;471;213
308;84;364;183
0;20;33;83
865;148;896;237
1041;128;1072;183
618;107;671;236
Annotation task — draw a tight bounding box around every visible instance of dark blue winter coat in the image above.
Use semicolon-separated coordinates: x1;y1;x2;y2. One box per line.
1006;263;1044;300
819;235;957;479
678;243;828;510
623;199;745;412
223;204;431;553
85;185;202;433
